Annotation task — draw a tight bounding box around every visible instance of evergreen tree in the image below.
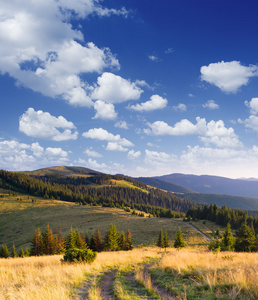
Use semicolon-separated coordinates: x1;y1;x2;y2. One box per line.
157;229;164;248
119;231;126;250
105;224;119;251
43;224;55;255
89;232;95;250
19;248;25;258
31;228;44;256
174;228;185;249
163;231;169;251
235;222;256;252
125;230;133;250
54;228;66;254
221;223;234;251
11;244;17;258
0;244;9;258
85;231;90;247
25;248;30;257
66;226;76;250
94;227;103;252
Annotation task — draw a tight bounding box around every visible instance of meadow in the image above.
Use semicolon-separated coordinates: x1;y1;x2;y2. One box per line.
1;248;257;299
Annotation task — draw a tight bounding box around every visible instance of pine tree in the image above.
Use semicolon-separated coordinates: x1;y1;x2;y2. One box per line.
43;224;55;255
31;228;44;256
235;222;256;252
119;231;126;250
221;223;234;251
125;230;133;250
54;228;66;254
157;229;164;248
174;227;185;249
94;227;103;252
163;231;169;251
11;244;17;258
25;248;30;257
105;224;119;251
19;248;25;258
66;226;76;250
89;232;95;250
85;231;90;247
0;244;9;258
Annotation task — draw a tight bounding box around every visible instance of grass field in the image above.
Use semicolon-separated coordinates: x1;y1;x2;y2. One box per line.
1;248;257;300
0;190;207;251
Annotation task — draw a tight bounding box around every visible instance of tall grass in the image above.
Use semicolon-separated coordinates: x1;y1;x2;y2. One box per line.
0;248;158;300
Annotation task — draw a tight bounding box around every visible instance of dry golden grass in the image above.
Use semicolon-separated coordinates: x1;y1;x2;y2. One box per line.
0;248;159;300
158;249;258;298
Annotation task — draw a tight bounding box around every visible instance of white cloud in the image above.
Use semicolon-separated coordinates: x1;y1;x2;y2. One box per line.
127;150;141;159
149;55;160;62
239;115;258;133
145;117;207;136
0;140;69;171
84;148;102;157
146;117;241;148
92;72;143;103
200;61;258;93
106;142;128;152
85;158;107;170
145;149;177;165
93;100;117;120
0;1;125;106
146;142;159;148
129;95;167;112
203;100;219;110
82;128;134;150
19;108;78;141
244;98;258;115
173;103;187;111
165;48;174;54
115;121;129;129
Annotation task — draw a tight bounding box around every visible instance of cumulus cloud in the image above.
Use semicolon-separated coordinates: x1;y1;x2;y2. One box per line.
115;121;129;129
127;150;141;159
244;98;258;115
149;55;160;62
173;103;187;111
0;1;126;106
145;150;177;164
82;127;134;151
84;148;102;157
0;140;69;171
203;100;219;110
91;72;143;103
129;95;167;112
19;108;78;141
93;100;117;120
200;61;258;93
145;117;241;148
239;115;258;133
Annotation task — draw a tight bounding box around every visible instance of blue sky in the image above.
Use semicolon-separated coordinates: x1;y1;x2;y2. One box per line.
1;0;258;178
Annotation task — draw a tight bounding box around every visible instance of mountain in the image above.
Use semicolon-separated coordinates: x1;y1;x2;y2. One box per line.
135;177;195;194
156;173;258;199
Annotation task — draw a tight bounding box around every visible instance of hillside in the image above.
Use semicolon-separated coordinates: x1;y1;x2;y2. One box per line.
156;173;258;198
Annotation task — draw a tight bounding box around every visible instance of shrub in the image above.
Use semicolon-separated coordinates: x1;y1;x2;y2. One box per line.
63;248;97;263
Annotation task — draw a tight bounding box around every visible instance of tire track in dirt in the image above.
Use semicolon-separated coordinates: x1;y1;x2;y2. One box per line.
99;269;117;300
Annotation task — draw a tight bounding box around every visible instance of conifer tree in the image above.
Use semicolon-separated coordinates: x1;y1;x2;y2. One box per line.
235;222;256;252
174;227;185;249
11;244;17;258
54;228;66;254
85;231;90;247
163;231;169;251
0;244;9;258
32;228;44;256
66;226;76;250
157;229;164;248
43;224;55;255
19;248;25;258
105;224;119;251
89;232;95;250
94;227;103;252
221;223;234;251
125;230;133;250
25;248;30;257
119;231;126;250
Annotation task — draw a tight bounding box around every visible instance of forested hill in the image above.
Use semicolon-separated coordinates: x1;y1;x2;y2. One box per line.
0;168;197;216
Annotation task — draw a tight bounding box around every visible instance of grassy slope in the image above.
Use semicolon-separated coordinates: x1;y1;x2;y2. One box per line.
0;189;207;251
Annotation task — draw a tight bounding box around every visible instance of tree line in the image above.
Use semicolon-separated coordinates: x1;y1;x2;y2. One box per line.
0;224;133;258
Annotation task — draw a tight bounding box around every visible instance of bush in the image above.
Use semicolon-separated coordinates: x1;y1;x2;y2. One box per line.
63;248;97;263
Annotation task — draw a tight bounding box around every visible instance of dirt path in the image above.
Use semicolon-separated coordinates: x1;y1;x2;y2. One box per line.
99;270;117;300
186;222;211;241
143;263;180;300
